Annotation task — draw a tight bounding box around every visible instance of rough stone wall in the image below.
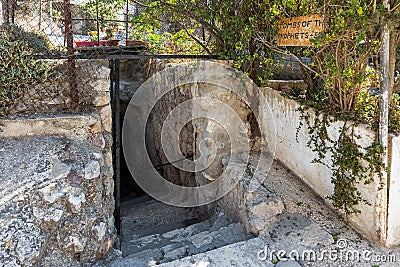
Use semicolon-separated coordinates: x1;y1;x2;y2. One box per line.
188;79;284;236
7;60;108;118
119;59;197;188
0;61;116;266
190;83;260;184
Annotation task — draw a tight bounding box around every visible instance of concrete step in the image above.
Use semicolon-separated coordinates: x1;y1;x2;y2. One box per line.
122;219;211;257
121;197;201;239
158;237;273;267
185;222;249;256
120;195;153;213
117;222;249;266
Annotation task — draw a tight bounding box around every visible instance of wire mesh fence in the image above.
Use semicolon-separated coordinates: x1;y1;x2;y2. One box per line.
0;0;146;117
1;0;396;126
0;0;144;53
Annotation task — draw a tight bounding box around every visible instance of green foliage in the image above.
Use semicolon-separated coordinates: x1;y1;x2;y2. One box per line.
79;0;126;32
0;25;56;116
390;93;400;134
262;0;385;113
129;0;283;81
297;108;386;215
355;88;380;126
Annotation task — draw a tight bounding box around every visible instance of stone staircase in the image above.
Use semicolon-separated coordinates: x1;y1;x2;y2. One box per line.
111;195;265;267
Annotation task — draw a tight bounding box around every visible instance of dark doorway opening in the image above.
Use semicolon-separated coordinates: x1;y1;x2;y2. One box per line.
110;56;216;250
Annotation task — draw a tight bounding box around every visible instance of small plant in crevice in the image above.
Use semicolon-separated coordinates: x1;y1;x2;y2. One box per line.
296;108;386;216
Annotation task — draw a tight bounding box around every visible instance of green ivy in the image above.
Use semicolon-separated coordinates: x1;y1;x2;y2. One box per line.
297;108;385;215
0;25;57;116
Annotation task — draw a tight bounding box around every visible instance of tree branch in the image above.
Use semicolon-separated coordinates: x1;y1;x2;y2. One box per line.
178;22;212;54
255;34;323;79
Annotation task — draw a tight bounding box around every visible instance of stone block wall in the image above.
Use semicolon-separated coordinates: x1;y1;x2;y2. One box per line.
0;60;116;266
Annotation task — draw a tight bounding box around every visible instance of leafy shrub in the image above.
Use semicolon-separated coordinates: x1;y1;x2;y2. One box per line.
391;93;400;134
0;25;56;116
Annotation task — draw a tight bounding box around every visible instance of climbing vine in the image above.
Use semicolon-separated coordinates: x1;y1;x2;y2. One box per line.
297;107;386;215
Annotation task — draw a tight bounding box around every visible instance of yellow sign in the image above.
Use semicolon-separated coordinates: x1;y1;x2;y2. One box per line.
276;15;324;46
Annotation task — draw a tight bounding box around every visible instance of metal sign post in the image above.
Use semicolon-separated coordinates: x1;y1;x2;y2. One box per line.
378;0;392;246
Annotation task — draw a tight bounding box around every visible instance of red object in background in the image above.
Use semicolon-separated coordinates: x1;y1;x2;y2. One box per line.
74;40;107;47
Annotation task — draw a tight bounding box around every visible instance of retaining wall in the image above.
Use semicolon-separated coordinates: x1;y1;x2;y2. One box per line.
0;60;116;265
260;87;399;246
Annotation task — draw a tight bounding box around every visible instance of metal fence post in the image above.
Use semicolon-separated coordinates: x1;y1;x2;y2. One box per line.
378;0;391;246
110;59;121;238
63;0;79;108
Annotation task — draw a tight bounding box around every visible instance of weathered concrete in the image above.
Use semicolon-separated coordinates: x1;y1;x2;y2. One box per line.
158;237;269;267
386;134;400;247
116;194;251;267
0;60;115;266
264;80;307;96
150;159;400;267
119;60;400;248
0;135;115;266
259;87;390;245
0;115;98;139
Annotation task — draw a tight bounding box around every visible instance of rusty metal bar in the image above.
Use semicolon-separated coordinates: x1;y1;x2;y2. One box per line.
39;0;42;30
125;0;129;44
35;53;218;60
70;18;128;23
49;0;53;35
63;0;78;108
10;0;15;24
3;0;9;25
96;0;100;46
110;59;121;238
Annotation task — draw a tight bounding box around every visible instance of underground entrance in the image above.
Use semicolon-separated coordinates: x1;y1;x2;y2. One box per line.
113;59;271;263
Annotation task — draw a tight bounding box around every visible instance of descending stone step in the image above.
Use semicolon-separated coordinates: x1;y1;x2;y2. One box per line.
120;195;153;212
122;219;211;257
158;237;273;267
185;223;249;256
115;222;250;267
121;197;201;239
